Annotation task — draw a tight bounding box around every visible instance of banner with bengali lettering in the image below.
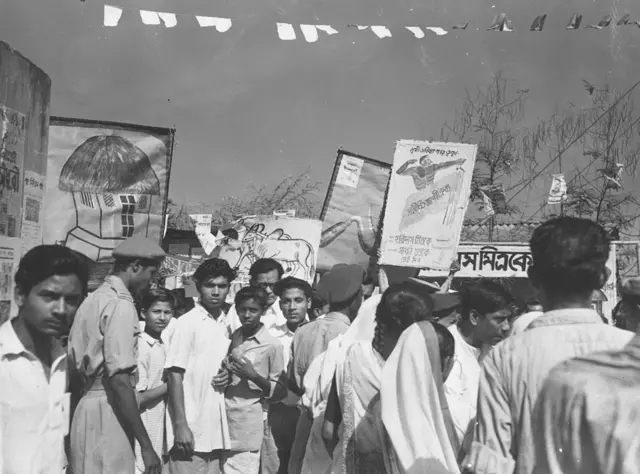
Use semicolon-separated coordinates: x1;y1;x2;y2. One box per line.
318;149;391;272
380;140;477;270
419;242;618;322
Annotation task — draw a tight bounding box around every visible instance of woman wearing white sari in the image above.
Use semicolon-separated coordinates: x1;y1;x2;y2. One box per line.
377;320;459;474
321;282;442;473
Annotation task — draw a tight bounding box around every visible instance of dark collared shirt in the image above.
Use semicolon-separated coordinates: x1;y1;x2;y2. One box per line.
225;324;286;451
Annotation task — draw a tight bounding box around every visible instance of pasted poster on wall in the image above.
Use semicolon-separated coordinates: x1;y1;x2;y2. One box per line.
44;117;173;281
0;237;22;324
216;215;322;301
0;106;26;239
21;170;45;254
380;140;477;270
318;149;391;272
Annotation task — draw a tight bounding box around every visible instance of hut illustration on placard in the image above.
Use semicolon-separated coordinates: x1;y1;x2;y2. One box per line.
57;134;161;261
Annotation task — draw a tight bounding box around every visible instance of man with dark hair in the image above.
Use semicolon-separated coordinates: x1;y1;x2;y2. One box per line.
261;277;314;474
532;274;640;474
463;217;633;474
164;257;236;474
511;297;544;336
287;264;364;473
445;280;515;446
0;245;88;473
227;258;288;335
68;236;165;474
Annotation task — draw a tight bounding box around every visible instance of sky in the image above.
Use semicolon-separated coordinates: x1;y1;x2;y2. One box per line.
4;0;640;232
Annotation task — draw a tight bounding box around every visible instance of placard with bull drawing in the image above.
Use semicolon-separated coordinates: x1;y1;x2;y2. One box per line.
216;215;321;302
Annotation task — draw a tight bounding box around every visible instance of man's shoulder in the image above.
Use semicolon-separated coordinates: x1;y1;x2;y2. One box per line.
259;329;281;348
295;319;321;336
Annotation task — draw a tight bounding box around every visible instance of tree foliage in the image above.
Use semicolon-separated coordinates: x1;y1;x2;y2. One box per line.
441;71;550;219
212;169;323;223
548;86;640;233
167;170;323;229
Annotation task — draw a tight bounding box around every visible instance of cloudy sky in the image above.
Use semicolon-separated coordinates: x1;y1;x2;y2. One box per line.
4;0;640;230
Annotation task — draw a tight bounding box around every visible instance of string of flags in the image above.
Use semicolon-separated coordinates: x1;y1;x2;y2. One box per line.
103;5;640;41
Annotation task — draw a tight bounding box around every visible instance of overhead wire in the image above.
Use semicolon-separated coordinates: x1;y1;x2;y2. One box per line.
464;78;640;240
520;112;640;225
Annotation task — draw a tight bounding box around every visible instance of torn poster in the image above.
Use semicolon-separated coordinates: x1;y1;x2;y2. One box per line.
0;106;26;238
21;170;45;255
548;174;568;204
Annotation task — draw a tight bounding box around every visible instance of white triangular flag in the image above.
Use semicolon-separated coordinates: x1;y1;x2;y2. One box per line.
104;5;123;27
316;25;338;35
426;27;448;35
195;16;232;32
548;174;568;204
158;12;177;28
300;25;319;43
163;213;169;238
277;23;297;40
406;26;425;38
140;10;161;25
480;190;495;216
370;26;392;38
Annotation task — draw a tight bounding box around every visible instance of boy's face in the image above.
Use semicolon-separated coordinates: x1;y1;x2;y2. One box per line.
144;301;174;333
473;308;512;345
252;269;280;307
237;298;266;330
280;288;310;325
16;274;84;338
198;276;231;309
131;262;160;296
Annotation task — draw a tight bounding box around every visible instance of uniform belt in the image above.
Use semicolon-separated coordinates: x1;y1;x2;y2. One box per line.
86;374;136;392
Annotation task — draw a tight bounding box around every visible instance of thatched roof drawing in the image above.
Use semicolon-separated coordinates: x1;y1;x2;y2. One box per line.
59;135;161;194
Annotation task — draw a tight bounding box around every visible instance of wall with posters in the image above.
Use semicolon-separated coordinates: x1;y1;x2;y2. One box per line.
318;149;390;272
0;42;51;323
44;117;174;289
420;242;618;323
380;140;477;271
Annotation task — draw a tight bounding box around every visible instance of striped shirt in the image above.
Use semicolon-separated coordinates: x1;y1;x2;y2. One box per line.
532;334;640;474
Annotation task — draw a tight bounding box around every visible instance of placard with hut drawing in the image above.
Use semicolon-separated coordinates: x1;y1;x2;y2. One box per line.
43;117;173;266
380;140;477;270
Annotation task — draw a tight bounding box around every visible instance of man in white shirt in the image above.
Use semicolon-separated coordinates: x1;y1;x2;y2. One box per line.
227;259;288;335
445;280;516;446
510;300;543;336
262;277;314;474
463;217;633;474
165;258;236;474
0;245;88;474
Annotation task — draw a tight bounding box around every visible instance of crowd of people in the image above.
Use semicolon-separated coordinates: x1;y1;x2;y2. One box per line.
2;215;640;474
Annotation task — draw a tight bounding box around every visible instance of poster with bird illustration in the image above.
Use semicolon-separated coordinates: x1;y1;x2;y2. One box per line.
318;149;391;272
380;140;476;270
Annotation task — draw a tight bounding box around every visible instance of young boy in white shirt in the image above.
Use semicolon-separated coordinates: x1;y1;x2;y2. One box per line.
135;288;175;474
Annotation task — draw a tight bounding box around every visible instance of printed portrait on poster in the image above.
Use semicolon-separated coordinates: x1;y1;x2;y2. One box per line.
380;140;477;270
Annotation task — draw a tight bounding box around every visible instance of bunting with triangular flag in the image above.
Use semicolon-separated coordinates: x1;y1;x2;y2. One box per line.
99;5;640;44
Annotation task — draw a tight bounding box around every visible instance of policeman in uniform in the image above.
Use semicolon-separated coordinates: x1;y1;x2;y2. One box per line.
68;236;165;474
